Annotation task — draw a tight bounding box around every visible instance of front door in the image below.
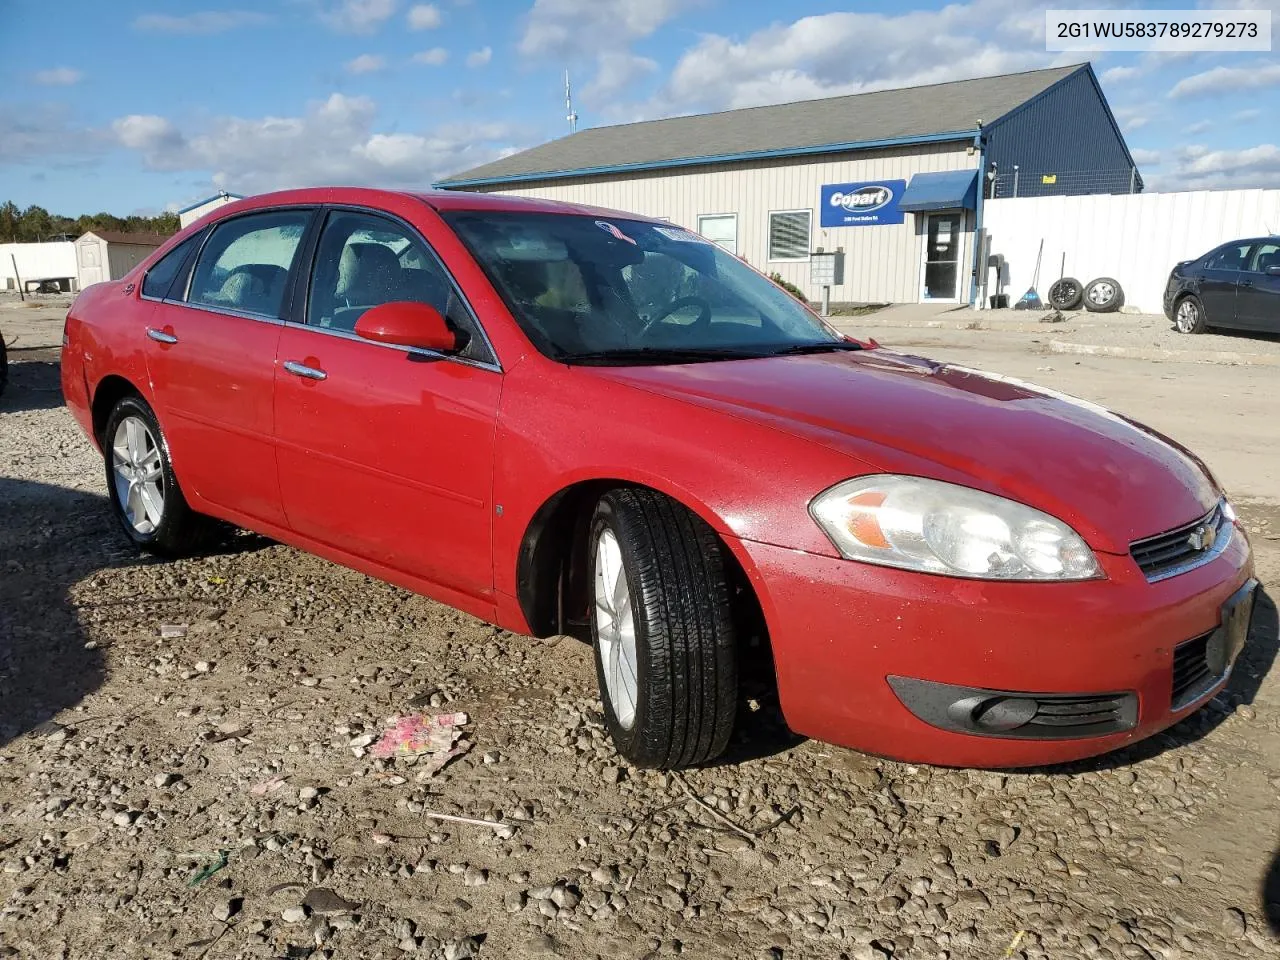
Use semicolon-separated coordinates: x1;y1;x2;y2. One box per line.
1237;241;1280;331
1199;241;1252;328
921;213;963;301
143;208;313;527
273;208;501;600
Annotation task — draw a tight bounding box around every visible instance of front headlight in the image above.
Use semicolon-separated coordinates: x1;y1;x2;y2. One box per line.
810;475;1100;581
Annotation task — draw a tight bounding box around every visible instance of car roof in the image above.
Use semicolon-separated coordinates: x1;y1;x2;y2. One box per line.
209;186;662;225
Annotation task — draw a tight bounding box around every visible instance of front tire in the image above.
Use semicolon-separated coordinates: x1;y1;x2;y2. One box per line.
588;489;738;769
1174;294;1207;334
103;394;212;557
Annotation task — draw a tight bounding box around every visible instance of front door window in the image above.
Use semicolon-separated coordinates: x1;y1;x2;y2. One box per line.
923;214;961;300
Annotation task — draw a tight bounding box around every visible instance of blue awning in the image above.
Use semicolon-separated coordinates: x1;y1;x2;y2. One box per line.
898;169;978;212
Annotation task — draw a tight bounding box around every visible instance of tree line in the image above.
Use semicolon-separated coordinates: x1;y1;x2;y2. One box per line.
0;201;179;243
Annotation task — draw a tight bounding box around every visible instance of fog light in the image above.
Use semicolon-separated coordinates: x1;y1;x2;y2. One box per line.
973;697;1037;731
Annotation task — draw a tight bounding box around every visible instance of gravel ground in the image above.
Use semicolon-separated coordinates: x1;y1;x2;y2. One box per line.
2;351;1279;960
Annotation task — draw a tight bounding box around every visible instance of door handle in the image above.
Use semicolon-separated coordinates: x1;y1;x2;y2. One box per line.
283;360;327;381
1240;279;1254;287
146;327;178;344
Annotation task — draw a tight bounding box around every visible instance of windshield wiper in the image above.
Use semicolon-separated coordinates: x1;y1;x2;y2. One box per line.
558;346;765;366
769;340;865;356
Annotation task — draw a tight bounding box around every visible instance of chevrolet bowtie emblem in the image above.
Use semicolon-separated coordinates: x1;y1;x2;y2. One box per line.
1186;524;1214;551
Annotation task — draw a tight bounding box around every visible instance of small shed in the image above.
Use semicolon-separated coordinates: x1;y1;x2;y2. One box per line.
178;192;243;228
76;231;170;288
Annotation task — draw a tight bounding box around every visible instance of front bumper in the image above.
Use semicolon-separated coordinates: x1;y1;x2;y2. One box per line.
733;524;1254;767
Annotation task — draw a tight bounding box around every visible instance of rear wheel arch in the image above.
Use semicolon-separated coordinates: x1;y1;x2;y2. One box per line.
91;375;143;444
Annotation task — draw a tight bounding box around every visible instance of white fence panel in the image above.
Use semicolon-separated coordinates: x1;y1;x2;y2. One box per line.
982;190;1280;314
0;242;77;289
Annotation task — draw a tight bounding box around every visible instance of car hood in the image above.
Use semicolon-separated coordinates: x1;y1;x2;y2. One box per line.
600;349;1218;554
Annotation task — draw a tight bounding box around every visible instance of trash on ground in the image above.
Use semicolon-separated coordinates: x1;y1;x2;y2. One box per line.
1038;309;1066;323
370;712;470;779
187;850;230;887
159;624;188;638
423;810;517;839
249;775;289;797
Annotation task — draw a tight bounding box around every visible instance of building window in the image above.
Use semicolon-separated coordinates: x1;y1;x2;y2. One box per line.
696;214;737;255
768;210;811;262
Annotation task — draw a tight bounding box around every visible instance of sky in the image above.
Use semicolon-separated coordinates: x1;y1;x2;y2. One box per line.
2;0;1278;216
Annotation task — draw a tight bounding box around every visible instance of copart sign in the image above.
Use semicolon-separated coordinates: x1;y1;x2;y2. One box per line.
820;180;906;227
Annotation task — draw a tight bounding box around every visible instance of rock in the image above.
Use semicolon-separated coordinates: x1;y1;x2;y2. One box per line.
112;811;136;828
601;765;623;784
303;887;359;915
853;945;892;960
550;884;581;910
282;906;308;924
443;937;479;960
956;889;990;908
527;931;562;955
1222;907;1247;938
194;660;212;673
153;772;179;788
504;890;526;913
212;897;240;922
298;786;320;801
463;866;488;887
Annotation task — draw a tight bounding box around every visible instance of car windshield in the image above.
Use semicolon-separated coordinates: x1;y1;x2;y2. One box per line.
443;211;847;364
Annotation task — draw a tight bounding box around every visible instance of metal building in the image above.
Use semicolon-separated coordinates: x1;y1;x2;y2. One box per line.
75;231;170;289
438;63;1139;305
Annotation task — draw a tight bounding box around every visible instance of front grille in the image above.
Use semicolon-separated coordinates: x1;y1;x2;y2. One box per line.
1131;503;1225;581
1172;630;1220;709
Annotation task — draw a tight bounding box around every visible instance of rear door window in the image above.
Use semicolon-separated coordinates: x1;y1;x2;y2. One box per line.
1247;242;1279;273
188;211;311;318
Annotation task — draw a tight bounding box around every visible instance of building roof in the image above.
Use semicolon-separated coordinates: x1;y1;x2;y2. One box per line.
440;64;1086;188
176;192;244;215
80;231;172;246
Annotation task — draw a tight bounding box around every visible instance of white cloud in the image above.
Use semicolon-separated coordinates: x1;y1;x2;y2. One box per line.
466;46;492;68
133;10;270;33
1169;62;1280;99
1183;119;1212;134
627;1;1067;118
1161;142;1280;190
110;94;526;194
33;67;82;86
1099;65;1138;84
582;52;657;105
1130;148;1161;166
519;0;690;58
407;3;442;28
345;54;387;74
1233;108;1262;122
318;0;397;34
1123;115;1149;132
413;47;449;66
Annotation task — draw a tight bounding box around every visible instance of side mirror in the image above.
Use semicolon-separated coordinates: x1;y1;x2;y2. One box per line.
1267;265;1280;277
354;301;458;353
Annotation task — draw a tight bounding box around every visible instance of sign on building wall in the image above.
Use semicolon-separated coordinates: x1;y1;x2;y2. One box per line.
820;179;907;227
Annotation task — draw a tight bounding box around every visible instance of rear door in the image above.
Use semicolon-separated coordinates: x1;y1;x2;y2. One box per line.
1236;241;1280;332
144;208;314;526
273;207;502;599
1198;242;1252;328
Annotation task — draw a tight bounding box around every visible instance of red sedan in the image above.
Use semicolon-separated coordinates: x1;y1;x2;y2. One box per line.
61;188;1255;769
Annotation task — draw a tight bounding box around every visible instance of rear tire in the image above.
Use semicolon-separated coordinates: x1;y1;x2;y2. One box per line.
1173;294;1207;334
588;488;738;769
102;394;214;557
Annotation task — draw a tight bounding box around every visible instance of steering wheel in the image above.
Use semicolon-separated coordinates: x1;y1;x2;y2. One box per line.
637;296;713;339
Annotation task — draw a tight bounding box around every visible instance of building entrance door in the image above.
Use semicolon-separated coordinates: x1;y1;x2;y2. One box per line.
921;213;962;301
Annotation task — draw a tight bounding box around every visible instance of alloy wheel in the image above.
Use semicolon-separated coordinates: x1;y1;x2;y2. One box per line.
111;416;166;534
594;527;638;729
1087;281;1115;305
1176;300;1198;333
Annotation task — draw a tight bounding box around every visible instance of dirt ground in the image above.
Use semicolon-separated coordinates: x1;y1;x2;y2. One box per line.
2;330;1279;960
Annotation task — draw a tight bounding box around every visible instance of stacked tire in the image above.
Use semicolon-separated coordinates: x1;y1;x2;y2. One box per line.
1046;277;1124;313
